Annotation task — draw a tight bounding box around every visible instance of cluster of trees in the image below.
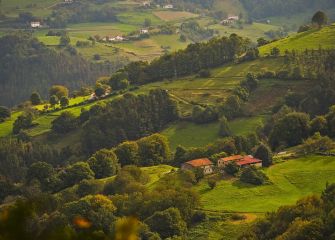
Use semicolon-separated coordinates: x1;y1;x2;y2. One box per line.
240;0;335;19
0;164;202;240
191;72;259;126
283;49;335;115
180;20;214;42
82;89;179;153
240;183;335;239
0;33;117;107
114;134;171;167
0;106;11;122
109;34;250;85
264;104;335;150
46;2;118;28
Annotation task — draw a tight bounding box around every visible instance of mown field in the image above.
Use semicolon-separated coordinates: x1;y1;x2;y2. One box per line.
195;155;335;213
162;115;265;150
259;24;335;55
209;22;280;42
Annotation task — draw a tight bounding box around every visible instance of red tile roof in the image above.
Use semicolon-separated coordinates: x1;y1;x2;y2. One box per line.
219;155;243;162
236;156;262;166
184;158;213;167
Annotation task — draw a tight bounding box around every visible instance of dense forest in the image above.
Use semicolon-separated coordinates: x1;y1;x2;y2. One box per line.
0;33;120;107
240;0;335;19
82;89;179;153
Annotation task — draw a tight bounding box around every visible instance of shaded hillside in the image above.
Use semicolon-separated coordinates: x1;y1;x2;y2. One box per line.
0;33;120;107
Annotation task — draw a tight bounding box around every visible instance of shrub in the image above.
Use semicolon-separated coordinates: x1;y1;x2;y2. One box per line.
191;211;207;223
223;162;239;176
240;166;268;185
198;69;211;78
207;178;217;189
51;111;78;134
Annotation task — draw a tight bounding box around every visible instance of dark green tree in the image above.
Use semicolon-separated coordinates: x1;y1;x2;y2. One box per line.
223;162;239;176
49;85;69;99
30;92;42;105
88;149;119;179
145;208;187;239
13;112;34;134
240;166;268;185
51;111;78;134
270;112;310;149
219;116;231;137
0;106;10;121
254;143;273;167
312;11;328;28
60;96;69;108
49;95;59;107
114;141;139;166
60;162;94;188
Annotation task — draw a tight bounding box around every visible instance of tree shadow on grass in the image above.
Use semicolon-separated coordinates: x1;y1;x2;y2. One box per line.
232;179;260;189
198;187;212;195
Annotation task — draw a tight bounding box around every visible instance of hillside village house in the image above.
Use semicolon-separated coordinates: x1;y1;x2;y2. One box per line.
30;21;41;28
163;4;174;9
221;15;239;25
140;29;149;34
217;155;262;168
102;35;125;42
181;158;214;175
142;1;151;7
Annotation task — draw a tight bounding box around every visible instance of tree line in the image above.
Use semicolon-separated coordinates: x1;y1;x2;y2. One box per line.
113;34;251;85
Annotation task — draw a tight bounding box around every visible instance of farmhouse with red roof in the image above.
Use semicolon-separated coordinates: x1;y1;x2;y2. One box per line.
181;158;214;175
218;155;262;169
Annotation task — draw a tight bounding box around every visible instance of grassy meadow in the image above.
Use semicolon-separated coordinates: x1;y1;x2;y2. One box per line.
259;24;335;55
195;155;335;213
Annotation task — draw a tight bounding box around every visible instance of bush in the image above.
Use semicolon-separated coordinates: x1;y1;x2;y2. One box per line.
198;69;211;78
51;111;78;134
240;166;268;185
0;106;11;121
223;162;239;176
207;178;217;189
191;211;207;223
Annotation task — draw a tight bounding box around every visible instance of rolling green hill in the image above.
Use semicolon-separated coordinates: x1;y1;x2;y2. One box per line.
259;24;335;55
195;155;335;213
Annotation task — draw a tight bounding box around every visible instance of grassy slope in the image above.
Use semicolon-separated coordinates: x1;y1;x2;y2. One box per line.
162;115;265;150
259;24;335;55
209;22;280;41
0;57;288;139
195;155;335;213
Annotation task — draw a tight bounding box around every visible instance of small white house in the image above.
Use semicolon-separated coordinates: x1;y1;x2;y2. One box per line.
163;4;174;9
140;29;149;34
64;0;73;3
142;1;151;7
30;21;41;28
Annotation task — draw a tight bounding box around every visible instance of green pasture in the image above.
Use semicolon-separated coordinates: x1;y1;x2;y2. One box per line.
259;24;335;55
195;155;335;213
